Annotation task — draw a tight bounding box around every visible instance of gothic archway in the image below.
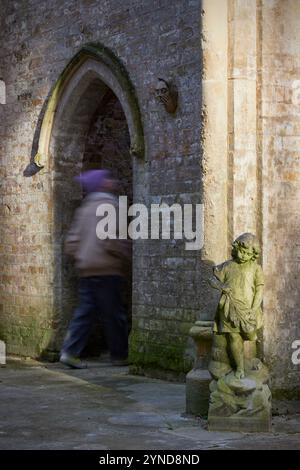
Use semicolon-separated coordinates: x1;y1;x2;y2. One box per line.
24;43;144;177
32;44;144;355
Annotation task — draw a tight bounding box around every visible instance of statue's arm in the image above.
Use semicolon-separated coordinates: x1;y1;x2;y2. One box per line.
252;285;263;310
208;263;230;293
208;276;223;291
252;265;264;310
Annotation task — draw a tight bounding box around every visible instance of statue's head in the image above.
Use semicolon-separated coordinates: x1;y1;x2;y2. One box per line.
232;233;260;264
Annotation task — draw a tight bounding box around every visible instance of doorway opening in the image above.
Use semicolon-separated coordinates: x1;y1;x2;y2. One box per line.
50;77;132;356
37;46;145;357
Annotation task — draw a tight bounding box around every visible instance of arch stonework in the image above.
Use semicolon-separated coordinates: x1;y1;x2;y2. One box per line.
33;43;144;171
31;44;140;355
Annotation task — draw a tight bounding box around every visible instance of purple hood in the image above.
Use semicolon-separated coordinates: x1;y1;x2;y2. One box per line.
75;169;111;193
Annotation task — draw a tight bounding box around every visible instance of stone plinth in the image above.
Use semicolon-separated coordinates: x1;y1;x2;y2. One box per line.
186;320;213;416
208;340;272;432
0;340;6;365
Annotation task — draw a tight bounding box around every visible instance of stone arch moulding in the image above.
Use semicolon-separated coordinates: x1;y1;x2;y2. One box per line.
24;43;145;175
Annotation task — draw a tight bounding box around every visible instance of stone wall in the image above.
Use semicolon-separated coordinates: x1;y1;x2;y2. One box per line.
261;0;300;398
0;0;202;375
1;0;299;395
83;89;132;200
202;0;300;398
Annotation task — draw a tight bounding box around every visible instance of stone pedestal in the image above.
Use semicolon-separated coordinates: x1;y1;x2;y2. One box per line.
186;320;213;416
208;339;272;432
0;340;6;365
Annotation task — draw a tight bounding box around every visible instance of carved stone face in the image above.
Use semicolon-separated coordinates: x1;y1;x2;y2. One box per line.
231;232;260;263
155;79;170;104
155;79;177;113
234;244;254;264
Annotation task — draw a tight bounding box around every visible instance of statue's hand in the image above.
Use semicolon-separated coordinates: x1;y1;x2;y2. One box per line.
248;308;257;321
208;278;221;290
221;286;231;295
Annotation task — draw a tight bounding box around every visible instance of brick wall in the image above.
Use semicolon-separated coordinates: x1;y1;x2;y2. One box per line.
83;89;132;200
0;0;202;376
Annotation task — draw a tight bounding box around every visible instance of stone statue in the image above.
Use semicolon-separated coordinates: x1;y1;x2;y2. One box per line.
207;233;271;432
0;340;6;365
209;233;263;379
155;78;178;114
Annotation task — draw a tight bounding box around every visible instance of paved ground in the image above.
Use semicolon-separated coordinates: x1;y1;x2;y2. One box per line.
0;357;299;450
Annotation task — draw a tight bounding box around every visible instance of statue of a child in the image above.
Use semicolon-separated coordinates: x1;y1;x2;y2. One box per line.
210;233;264;380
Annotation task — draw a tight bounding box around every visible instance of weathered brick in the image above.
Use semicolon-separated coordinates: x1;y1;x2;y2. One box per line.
0;0;202;374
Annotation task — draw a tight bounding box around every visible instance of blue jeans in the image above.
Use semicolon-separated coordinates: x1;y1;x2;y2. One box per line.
62;276;128;360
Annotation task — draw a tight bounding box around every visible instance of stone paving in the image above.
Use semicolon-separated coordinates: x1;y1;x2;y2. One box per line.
0;357;299;450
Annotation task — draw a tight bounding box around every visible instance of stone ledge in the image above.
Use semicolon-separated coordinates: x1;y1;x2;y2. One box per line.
208;415;272;433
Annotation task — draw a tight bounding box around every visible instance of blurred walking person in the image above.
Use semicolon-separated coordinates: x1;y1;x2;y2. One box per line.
60;170;131;368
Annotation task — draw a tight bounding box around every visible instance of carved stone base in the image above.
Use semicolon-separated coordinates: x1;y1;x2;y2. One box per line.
208;414;271;433
185;320;214;416
208;337;272;432
186;369;211;416
208;364;272;433
0;340;6;365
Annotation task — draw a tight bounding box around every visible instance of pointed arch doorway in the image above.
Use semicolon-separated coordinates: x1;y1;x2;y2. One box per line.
33;44;144;357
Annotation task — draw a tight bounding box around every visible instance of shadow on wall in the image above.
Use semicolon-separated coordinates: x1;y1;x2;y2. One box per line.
129;257;219;382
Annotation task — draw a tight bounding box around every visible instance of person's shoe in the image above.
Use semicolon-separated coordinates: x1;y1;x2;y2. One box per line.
60;352;87;369
111;357;129;366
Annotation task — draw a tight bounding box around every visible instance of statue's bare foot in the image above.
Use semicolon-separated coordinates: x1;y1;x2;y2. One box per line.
235;368;245;379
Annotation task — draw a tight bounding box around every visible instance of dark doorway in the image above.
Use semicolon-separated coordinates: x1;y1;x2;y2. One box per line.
50;77;132;357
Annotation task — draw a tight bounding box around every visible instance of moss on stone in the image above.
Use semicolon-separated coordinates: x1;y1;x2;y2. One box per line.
271;387;300;401
0;317;53;358
129;327;194;377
